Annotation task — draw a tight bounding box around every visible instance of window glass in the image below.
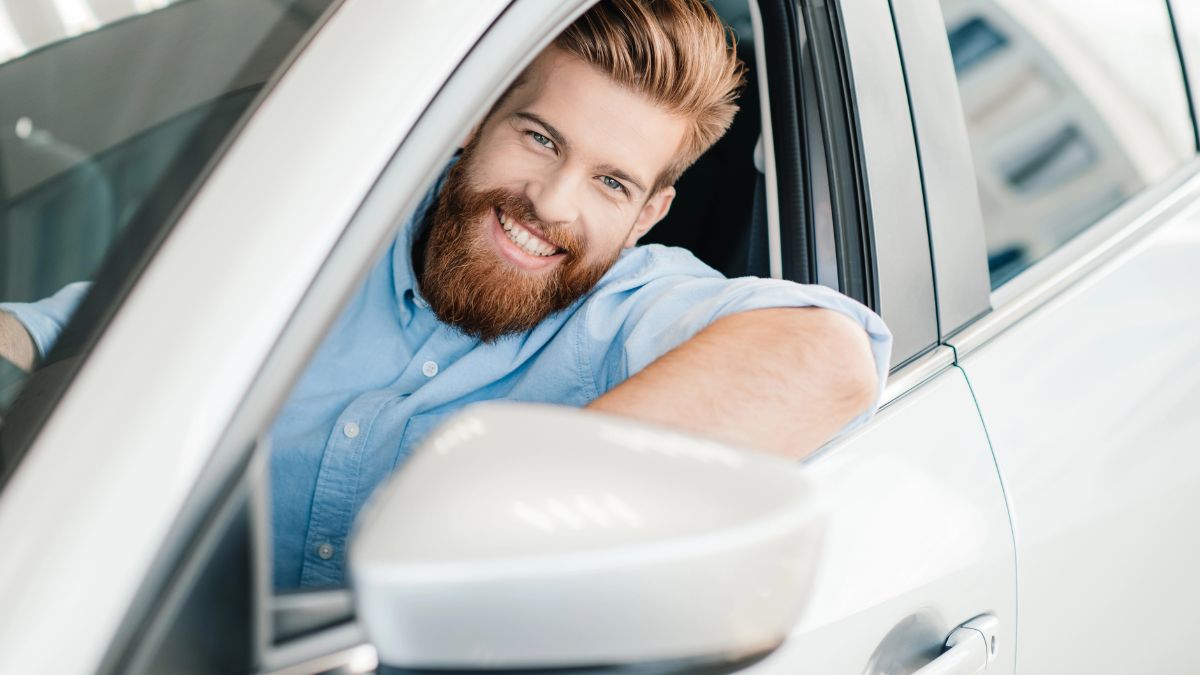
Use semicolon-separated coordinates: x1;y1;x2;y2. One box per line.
0;0;334;485
0;0;188;66
941;0;1196;287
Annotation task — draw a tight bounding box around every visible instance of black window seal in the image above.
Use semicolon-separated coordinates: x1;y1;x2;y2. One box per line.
1166;0;1200;153
799;0;878;311
756;0;815;284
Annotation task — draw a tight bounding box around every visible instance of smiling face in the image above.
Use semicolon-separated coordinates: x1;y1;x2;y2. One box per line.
419;47;689;341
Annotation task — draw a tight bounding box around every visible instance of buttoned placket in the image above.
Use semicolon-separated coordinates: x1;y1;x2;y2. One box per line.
299;266;475;586
300;388;404;586
298;333;458;587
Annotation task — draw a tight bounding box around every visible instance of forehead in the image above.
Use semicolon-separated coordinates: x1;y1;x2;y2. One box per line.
497;48;687;187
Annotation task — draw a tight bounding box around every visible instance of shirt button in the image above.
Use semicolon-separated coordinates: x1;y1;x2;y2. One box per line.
317;543;335;560
343;421;360;438
422;360;439;377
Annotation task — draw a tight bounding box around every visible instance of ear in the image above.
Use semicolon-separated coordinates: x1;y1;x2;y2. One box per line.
623;185;676;248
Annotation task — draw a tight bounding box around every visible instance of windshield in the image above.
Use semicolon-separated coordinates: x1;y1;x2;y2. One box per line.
0;0;337;487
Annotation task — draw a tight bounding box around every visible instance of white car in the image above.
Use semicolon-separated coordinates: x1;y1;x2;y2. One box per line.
0;0;1197;673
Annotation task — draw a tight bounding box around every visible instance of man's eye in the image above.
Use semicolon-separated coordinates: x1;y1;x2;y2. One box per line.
600;176;625;193
529;131;554;149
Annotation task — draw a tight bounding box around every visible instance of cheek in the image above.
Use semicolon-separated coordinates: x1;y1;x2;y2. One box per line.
465;141;529;188
577;212;635;260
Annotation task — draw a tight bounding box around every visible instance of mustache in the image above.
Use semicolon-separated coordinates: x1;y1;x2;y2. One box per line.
480;188;582;255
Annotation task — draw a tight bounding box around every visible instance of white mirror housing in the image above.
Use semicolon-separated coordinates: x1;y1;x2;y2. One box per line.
349;403;823;670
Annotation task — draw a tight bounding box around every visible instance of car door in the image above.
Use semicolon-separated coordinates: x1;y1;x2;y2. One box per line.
0;0;1018;673
733;1;1016;673
242;0;1015;670
119;0;1018;672
898;0;1200;672
0;0;525;671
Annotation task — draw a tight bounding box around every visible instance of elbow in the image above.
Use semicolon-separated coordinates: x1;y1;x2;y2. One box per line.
805;307;880;416
841;348;879;416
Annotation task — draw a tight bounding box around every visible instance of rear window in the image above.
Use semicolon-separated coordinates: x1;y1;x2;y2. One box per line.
940;0;1196;288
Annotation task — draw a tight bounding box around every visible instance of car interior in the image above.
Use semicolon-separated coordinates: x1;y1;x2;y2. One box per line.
643;0;772;280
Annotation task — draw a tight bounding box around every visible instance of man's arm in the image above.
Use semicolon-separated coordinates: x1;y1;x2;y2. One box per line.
587;307;879;458
0;282;93;373
0;311;37;372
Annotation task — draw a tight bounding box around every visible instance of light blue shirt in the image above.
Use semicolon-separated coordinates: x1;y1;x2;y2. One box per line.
1;168;892;589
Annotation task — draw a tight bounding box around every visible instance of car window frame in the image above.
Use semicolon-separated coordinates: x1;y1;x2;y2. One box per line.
889;0;993;341
1166;0;1200;152
753;0;816;283
713;0;955;412
797;0;940;383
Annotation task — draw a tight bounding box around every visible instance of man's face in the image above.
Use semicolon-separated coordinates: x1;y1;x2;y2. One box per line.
420;47;688;341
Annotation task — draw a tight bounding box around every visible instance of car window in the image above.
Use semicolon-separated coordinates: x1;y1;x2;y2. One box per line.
0;0;184;66
259;0;783;595
0;0;336;486
940;0;1196;288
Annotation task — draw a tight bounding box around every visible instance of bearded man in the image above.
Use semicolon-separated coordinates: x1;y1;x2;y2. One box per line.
0;0;891;590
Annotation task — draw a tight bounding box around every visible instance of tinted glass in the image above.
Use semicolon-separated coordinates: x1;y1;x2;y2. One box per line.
0;0;334;484
941;0;1196;288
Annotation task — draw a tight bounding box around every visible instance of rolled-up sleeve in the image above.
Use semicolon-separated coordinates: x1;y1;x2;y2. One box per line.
0;282;92;359
578;245;892;432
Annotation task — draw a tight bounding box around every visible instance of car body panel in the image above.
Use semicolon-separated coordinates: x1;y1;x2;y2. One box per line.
954;192;1200;673
890;0;993;336
837;0;938;365
742;364;1015;675
918;1;1200;669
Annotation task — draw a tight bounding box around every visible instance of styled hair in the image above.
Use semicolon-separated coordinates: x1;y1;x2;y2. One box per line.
553;0;745;193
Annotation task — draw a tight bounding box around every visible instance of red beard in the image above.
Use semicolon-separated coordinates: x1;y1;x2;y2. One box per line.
419;147;620;342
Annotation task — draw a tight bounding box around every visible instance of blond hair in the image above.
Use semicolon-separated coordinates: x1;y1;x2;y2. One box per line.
554;0;745;193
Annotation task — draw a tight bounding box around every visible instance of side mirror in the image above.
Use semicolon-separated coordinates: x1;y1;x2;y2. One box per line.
349;403;823;671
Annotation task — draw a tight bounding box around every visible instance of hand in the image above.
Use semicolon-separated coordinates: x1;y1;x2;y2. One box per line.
0;312;37;372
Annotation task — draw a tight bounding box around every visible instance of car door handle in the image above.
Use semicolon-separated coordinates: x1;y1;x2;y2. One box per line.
913;615;999;675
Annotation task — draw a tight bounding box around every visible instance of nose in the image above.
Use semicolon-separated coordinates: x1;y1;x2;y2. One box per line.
525;168;580;226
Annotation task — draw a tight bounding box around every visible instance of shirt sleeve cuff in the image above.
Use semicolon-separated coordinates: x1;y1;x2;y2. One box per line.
0;281;93;359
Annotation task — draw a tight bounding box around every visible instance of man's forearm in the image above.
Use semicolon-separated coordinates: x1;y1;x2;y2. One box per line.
0;311;36;372
586;307;878;458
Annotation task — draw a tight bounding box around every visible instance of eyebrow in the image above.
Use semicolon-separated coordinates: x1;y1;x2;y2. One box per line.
513;110;649;196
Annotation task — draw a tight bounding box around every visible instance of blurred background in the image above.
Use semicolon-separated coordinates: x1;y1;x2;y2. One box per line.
0;0;181;64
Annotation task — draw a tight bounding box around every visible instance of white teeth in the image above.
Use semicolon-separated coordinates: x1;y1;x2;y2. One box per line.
498;210;559;257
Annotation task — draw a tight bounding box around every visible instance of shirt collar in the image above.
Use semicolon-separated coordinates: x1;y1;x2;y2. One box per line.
393;156;458;320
